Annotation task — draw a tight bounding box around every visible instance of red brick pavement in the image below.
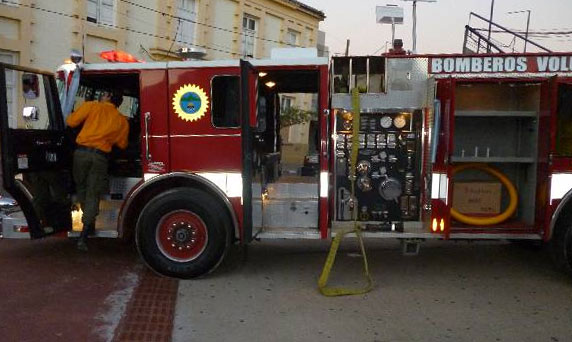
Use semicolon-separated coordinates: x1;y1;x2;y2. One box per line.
113;271;179;342
0;238;139;341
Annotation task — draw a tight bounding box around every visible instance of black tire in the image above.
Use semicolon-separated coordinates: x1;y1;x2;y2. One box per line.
550;222;572;276
136;187;232;279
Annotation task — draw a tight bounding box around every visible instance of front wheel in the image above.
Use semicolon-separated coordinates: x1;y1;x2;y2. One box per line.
136;187;231;279
550;221;572;276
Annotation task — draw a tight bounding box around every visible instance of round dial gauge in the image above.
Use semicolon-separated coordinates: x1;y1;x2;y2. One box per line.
342;120;352;131
393;115;407;129
357;177;373;192
380;116;393;129
379;177;402;201
356;160;371;175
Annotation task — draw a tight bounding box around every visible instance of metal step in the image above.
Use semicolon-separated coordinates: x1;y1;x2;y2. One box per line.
253;198;319;229
68;230;118;238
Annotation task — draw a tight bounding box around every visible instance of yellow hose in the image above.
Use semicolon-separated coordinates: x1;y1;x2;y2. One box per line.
450;164;518;226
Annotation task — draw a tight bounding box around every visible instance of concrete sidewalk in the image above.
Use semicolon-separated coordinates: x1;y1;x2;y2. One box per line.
173;239;572;342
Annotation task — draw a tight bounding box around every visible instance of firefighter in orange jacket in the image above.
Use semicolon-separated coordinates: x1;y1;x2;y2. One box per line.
66;90;129;251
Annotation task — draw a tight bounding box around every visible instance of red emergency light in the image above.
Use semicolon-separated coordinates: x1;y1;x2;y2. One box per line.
99;50;144;63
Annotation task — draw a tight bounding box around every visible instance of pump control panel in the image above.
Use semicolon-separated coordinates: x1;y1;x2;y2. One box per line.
334;110;423;224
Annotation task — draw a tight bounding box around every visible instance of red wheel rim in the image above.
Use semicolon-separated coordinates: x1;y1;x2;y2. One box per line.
156;210;208;262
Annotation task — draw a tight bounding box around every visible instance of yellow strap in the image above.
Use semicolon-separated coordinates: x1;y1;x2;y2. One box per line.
318;88;373;296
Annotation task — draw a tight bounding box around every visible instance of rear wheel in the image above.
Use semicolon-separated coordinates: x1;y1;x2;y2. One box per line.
136;187;231;278
550;221;572;276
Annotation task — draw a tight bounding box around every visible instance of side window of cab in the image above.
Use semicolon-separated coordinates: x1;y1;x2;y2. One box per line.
211;76;240;128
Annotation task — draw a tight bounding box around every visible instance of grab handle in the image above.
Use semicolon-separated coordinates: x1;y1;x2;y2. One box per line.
144;111;152;162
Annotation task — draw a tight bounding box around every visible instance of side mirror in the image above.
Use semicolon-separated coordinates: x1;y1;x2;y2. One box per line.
22;73;40;100
23;106;39;121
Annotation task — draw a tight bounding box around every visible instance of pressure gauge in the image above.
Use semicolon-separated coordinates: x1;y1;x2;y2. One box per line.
356;160;371;175
357;176;373;192
394;115;407;129
379;177;402;201
342;120;352;131
380;115;393;129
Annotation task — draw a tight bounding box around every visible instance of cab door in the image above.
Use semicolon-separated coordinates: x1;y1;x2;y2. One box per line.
240;60;257;243
0;63;72;238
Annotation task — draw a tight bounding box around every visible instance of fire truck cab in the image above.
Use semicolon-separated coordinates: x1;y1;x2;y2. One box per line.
1;51;572;279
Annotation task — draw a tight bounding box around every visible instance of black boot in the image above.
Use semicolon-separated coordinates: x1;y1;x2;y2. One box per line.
77;237;88;251
77;224;94;251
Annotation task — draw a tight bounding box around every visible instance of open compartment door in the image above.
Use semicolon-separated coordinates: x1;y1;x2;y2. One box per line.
544;76;562;237
318;64;330;238
0;64;72;238
431;77;455;237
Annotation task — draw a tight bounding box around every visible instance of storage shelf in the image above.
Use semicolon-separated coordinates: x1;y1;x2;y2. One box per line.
455;110;537;118
451;156;535;163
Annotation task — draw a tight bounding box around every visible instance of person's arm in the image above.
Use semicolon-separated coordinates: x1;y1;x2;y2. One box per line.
66;102;93;128
115;118;130;150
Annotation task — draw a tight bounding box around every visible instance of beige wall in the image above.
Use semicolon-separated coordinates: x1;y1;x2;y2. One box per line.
0;0;323;70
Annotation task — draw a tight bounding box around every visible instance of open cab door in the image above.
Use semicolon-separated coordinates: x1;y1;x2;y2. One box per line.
240;59;259;243
0;63;72;238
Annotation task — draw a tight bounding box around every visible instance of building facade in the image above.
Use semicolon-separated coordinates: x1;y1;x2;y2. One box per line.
0;0;325;166
0;0;324;70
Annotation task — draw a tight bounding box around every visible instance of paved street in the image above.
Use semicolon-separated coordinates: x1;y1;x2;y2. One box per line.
1;237;572;341
174;239;572;342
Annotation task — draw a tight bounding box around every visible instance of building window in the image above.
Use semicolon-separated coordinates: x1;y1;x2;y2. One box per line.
0;50;18;128
212;76;240;128
286;29;300;47
1;0;19;6
281;95;294;113
242;15;257;58
87;0;115;26
176;0;196;46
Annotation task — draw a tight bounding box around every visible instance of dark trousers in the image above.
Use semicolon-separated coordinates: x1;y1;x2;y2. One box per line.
26;171;69;227
73;149;108;233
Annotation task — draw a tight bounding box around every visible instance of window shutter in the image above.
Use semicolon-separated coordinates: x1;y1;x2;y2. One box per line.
87;0;98;22
100;0;115;25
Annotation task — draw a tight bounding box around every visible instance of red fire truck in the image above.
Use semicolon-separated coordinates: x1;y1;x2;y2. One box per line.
1;51;572;279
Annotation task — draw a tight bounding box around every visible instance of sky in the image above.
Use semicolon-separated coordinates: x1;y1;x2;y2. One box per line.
301;0;572;55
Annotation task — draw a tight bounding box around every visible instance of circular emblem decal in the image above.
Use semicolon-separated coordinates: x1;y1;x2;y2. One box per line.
172;84;209;122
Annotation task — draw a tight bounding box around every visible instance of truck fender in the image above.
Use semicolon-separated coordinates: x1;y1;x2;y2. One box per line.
118;172;240;242
549;187;572;241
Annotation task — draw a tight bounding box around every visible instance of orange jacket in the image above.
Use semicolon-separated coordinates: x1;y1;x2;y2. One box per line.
66;101;129;153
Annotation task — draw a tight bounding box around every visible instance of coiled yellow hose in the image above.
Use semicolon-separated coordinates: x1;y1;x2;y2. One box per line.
451;164;518;226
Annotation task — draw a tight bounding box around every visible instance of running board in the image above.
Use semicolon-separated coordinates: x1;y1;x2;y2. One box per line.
68;230;118;238
255;228;321;240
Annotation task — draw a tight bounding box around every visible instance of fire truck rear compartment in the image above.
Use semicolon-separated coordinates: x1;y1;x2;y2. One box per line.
251;69;321;237
451;82;541;230
70;73;142;236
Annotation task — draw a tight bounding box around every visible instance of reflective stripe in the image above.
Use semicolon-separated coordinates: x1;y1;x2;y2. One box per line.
431;173;449;204
144;173;158;181
551;173;572;201
320;171;328;198
431;173;441;199
143;172;242;197
440;173;449;205
198;172;243;198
